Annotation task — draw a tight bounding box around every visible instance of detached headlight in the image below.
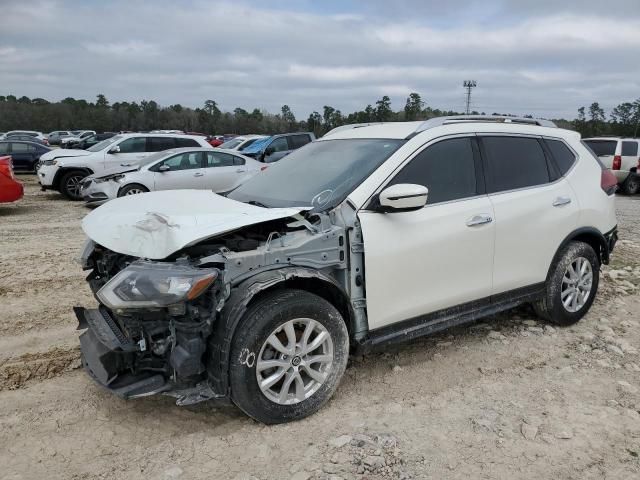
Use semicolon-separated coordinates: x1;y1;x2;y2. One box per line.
97;261;219;309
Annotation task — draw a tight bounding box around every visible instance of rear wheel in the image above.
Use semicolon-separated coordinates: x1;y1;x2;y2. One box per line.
60;170;87;200
118;184;149;197
621;175;639;195
229;289;349;424
534;241;599;326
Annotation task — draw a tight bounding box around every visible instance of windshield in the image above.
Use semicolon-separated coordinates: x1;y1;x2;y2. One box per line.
87;135;122;152
583;140;617;157
228;138;404;211
241;136;272;155
238;137;264;151
220;138;244;149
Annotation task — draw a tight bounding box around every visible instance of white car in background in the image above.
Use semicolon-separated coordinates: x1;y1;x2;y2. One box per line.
219;135;268;151
583;137;640;194
80;147;265;205
37;133;212;200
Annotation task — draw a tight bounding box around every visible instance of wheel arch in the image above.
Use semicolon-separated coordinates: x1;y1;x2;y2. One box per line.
547;227;609;281
52;166;93;189
206;267;354;396
117;182;149;197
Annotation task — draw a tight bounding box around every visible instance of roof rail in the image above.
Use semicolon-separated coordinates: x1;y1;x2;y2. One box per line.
323;123;386;137
414;115;557;134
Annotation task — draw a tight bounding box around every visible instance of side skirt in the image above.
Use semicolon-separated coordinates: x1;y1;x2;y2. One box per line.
355;283;545;353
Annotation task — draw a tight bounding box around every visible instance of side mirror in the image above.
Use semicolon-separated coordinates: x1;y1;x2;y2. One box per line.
378;184;428;212
158;164;170;172
108;145;120;154
264;146;275;156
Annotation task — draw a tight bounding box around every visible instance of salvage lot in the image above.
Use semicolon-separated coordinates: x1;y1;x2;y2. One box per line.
1;176;640;479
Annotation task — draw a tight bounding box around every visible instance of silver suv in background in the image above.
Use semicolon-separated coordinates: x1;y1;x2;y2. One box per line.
241;132;315;163
583;137;640;194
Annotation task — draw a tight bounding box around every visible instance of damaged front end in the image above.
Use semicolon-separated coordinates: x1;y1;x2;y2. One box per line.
77;246;227;405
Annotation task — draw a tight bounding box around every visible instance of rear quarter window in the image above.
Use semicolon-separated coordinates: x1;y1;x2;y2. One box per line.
622;141;639;156
544;139;577;176
176;138;200;148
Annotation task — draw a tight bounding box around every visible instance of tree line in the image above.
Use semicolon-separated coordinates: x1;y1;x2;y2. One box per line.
0;93;638;138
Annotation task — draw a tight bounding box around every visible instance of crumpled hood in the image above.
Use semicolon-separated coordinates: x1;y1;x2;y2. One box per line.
82;190;305;259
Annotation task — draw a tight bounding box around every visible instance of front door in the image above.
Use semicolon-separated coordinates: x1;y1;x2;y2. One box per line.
152;151;207;190
358;136;495;330
105;137;148;169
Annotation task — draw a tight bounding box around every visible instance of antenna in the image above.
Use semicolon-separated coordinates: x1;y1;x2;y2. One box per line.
463;80;477;115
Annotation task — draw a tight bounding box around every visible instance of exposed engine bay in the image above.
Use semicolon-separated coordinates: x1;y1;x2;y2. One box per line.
77;208;365;405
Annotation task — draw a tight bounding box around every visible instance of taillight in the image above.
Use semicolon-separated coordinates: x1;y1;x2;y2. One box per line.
612;155;622;170
601;168;618;195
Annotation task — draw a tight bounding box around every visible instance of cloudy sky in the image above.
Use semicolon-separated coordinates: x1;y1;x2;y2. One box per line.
2;0;639;119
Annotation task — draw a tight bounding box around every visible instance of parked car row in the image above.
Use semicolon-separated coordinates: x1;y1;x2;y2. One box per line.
35;131;316;202
0;139;51;172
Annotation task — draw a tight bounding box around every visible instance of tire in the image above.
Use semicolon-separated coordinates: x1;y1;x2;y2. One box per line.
229;289;349;424
621;175;639;195
534;241;600;326
60;170;87;200
118;184;149;197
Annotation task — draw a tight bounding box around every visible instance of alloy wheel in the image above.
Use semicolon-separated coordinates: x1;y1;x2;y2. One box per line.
256;318;333;405
561;256;593;312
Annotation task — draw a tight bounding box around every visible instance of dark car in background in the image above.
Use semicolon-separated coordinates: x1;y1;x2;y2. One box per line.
0;140;51;172
72;132;117;150
3;134;49;146
241;132;315;162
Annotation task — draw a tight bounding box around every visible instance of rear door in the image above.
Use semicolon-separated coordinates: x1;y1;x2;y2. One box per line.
152;151;207;190
480;135;580;295
202;151;248;192
7;142;33;170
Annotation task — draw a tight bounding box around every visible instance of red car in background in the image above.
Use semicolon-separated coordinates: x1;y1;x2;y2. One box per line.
0;156;24;203
206;135;225;147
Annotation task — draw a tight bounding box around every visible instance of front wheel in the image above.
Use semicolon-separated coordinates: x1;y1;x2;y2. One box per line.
118;184;149;197
534;241;600;326
229;289;349;424
60;170;87;200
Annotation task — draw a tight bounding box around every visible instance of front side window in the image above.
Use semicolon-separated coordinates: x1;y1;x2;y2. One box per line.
622;141;639;156
545;139;576;176
157;152;202;171
118;137;146;153
389;137;477;204
0;143;8;154
228;139;404;210
481;136;550;193
205;151;234;167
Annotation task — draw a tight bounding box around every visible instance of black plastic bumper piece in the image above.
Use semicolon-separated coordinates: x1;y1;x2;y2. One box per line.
76;306;168;398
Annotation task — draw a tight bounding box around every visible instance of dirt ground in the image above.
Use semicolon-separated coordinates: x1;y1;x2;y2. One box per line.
1;176;640;480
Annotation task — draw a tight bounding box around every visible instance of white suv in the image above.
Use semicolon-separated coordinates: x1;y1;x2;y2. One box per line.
76;116;617;424
584;137;640;194
38;133;212;199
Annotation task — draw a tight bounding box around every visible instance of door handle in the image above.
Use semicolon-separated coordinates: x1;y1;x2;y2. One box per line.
552;196;572;207
466;214;493;227
193;172;204;177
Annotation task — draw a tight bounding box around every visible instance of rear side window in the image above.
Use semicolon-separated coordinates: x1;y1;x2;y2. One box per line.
148;137;176;152
176;138;200;148
622;141;638;156
205;151;234;167
288;134;312;149
545;139;576;176
583;140;616;157
389;137;477;205
481;136;550;193
118;137;146;153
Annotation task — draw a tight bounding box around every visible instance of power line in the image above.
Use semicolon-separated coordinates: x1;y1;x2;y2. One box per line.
463;80;477;115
